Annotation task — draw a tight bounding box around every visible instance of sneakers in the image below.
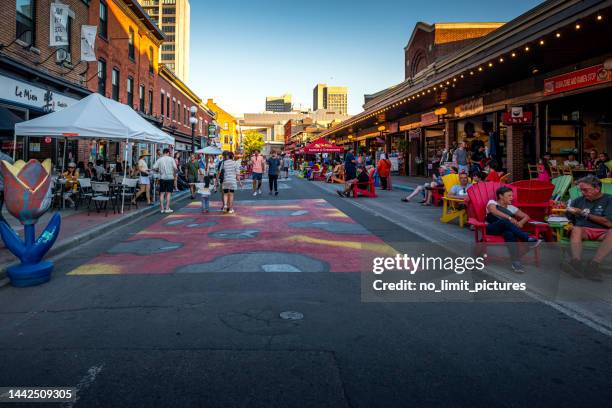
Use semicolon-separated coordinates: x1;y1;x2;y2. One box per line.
275;191;279;196
253;191;258;196
583;261;604;282
511;261;526;274
228;209;235;214
258;189;262;195
165;208;174;214
561;259;584;278
336;190;345;198
527;238;543;249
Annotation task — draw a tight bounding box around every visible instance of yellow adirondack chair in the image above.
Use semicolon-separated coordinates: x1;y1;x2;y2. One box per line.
440;174;468;227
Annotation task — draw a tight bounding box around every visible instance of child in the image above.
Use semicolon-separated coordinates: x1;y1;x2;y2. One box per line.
197;176;211;213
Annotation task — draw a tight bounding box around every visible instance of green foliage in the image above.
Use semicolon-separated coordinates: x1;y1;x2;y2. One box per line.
242;130;265;155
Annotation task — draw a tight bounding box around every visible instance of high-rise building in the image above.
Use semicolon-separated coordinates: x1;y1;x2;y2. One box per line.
139;0;190;82
313;84;348;114
265;94;292;112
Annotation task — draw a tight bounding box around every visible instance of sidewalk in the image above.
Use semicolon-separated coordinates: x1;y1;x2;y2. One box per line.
0;191;189;287
309;178;612;336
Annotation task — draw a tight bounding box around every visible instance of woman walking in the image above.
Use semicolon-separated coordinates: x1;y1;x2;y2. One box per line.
220;151;241;213
133;152;152;205
377;153;391;190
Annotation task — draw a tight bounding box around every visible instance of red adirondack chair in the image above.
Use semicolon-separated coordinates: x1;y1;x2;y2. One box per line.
511;180;555;221
353;169;377;198
312;164;328;181
466;182;545;265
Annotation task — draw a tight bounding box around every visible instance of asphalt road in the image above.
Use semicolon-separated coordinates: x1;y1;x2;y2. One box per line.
0;177;611;408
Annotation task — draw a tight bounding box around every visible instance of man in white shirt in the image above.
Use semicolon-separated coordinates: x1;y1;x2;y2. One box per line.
152;148;178;213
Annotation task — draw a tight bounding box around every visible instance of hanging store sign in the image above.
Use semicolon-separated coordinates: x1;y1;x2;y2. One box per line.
80;25;98;62
454;97;484;118
0;74;78;112
408;128;422;140
175;142;188;151
544;64;612;95
50;3;70;47
420;112;439;127
502;107;533;125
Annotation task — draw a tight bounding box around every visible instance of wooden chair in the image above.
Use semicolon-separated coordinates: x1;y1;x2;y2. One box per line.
548;164;560;178
499;173;512;183
352;169;377;198
527;164;539;179
439;174;468;227
312;164;328;182
466;182;544;265
551;175;573;201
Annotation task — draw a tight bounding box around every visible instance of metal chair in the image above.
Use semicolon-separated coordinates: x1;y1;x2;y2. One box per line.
88;182;115;217
76;178;93;210
118;178;139;211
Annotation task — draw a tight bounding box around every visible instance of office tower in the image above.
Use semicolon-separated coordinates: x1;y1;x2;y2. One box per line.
139;0;190;82
313;84;348;114
265;94;292;112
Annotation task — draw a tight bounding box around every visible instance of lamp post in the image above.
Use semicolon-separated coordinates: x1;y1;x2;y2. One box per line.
189;106;198;153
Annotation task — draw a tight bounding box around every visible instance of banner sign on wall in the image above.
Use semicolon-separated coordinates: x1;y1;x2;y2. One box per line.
50;3;70;47
454;97;484;118
544;64;612;95
80;25;98;62
0;75;78;112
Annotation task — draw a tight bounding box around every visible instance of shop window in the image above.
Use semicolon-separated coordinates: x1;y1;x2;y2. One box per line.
111;68;120;101
160;91;164;116
97;58;107;95
172;99;176;120
148;47;154;74
128;27;135;60
127;77;134;108
148;90;153;115
166;96;170;118
139;85;145;112
99;1;108;39
16;0;35;46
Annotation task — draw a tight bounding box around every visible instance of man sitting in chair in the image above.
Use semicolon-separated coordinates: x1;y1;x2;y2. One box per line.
337;165;369;197
448;172;473;199
563;175;611;281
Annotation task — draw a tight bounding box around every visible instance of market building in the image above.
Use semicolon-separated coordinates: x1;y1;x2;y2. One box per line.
320;0;612;180
205;98;238;153
0;0;91;161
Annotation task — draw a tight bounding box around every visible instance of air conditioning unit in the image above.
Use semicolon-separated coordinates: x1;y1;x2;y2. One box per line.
56;49;71;64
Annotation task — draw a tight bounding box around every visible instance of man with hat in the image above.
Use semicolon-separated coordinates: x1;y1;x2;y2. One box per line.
133;151;152;205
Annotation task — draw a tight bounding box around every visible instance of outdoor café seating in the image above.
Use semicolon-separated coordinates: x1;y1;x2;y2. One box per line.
89;182;115;217
439;173;468;227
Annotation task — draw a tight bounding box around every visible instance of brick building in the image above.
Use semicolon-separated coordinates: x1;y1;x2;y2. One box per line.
0;0;91;161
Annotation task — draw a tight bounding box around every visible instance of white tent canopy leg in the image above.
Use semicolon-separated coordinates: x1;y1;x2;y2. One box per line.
121;138;128;214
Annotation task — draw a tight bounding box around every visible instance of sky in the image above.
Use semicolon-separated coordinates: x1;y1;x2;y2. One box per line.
188;0;543;117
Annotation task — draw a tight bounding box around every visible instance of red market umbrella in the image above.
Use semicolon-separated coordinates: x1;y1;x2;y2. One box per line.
303;137;344;154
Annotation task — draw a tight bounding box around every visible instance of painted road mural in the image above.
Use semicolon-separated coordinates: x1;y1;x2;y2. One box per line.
69;199;395;275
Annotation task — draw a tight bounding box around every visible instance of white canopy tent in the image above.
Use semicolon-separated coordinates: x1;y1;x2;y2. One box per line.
13;93;175;213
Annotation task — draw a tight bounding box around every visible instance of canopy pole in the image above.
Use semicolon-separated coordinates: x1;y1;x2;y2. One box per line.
121;138;128;214
152;144;157;204
62;137;67;173
12;131;17;161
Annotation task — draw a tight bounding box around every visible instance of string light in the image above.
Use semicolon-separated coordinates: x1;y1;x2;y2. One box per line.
478;67;483;71
556;32;561;38
575;22;581;29
470;71;474;75
511;52;517;57
453;77;457;82
488;62;493;67
596;14;602;21
499;57;504;62
539;39;545;45
524;46;530;51
460;74;464;78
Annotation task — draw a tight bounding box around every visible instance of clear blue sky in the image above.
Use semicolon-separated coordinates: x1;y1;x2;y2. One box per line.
189;0;542;116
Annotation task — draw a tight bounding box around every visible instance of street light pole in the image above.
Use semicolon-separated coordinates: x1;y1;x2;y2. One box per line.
189;106;197;153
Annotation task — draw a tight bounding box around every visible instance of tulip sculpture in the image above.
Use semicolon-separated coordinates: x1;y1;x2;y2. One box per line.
0;159;61;287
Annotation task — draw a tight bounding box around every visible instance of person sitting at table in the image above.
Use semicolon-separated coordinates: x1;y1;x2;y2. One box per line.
563;175;611;281
536;157;551;182
585;149;598;170
337;164;370;197
85;162;96;180
486;186;543;274
94;160;106;181
62;162;80;207
326;159;342;183
563;153;580;169
401;166;448;205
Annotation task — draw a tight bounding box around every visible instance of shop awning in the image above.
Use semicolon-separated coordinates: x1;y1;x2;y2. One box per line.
303;137;344;154
14;93;174;145
0;107;23;132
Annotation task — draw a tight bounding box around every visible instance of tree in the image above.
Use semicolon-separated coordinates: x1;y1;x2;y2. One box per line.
242;130;265;155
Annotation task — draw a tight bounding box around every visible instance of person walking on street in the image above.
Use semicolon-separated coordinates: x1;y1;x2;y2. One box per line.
133;152;152;205
198;175;211;213
186;154;200;199
282;154;291;179
267;151;281;196
453;142;469;174
220;151;241;213
251;150;265;196
344;148;357;182
153;148;178;214
173;152;182;192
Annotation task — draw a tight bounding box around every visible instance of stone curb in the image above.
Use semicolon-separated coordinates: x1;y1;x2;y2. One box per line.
0;191;190;288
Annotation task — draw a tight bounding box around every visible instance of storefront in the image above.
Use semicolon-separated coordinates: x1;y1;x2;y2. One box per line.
0;70;84;162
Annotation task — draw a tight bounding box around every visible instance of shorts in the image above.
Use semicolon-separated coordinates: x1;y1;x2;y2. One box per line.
159;179;174;193
282;167;289;171
580;227;609;241
139;176;150;185
252;172;263;181
223;189;235;193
